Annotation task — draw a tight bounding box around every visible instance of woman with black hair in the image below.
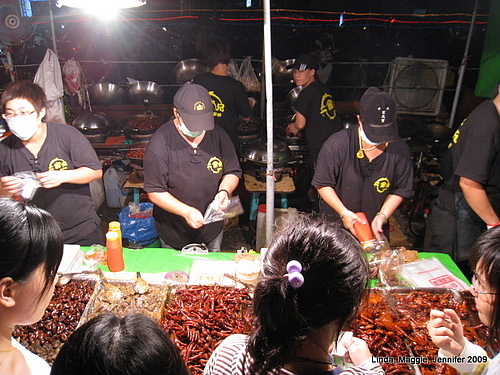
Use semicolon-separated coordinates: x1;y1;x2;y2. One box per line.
204;214;383;375
50;312;190;375
0;198;64;375
427;226;500;375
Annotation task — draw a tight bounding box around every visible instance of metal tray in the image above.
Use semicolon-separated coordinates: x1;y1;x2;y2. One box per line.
387;288;493;374
79;279;171;326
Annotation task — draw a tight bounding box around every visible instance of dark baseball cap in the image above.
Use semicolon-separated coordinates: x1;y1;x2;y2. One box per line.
359;87;398;143
290;55;319;71
173;82;214;132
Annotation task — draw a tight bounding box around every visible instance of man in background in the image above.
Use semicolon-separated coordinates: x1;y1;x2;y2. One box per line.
193;37;253;152
426;83;500;274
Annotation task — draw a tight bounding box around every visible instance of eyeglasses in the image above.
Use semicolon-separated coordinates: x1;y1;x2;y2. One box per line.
2;110;37;119
471;272;498;296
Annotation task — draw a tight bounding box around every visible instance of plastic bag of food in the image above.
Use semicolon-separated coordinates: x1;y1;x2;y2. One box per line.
13;171;41;201
203;195;244;225
119;202;158;246
238;56;261;92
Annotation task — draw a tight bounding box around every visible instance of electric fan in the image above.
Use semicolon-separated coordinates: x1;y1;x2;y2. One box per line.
388;57;448;116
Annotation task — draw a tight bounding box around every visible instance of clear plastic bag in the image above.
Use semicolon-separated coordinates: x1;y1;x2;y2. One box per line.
203;195;244;225
13;171;41;201
238;56;261;92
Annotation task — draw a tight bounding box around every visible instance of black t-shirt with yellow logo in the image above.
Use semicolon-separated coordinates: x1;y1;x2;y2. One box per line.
312;125;413;224
193;72;253;149
294;81;343;162
0;122;102;244
143;120;242;249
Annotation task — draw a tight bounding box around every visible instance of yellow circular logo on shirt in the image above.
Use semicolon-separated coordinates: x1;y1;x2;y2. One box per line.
207;157;223;174
48;158;68;171
373;177;390;193
320;93;337;120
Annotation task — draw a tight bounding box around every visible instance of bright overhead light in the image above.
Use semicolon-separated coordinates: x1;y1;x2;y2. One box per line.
55;0;147;9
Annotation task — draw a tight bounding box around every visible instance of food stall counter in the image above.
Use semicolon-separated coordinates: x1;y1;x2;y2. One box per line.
81;247;470;285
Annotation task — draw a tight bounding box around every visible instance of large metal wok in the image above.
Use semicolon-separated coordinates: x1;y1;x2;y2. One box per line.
120;113;165;136
173;59;208;84
240;137;292;167
285;86;303;109
272;58;294;84
72;112;111;134
127;81;165;105
418;123;454;143
89;83;126;105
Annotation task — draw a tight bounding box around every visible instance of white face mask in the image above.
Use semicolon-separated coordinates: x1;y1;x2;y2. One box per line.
6;115;41;141
359;127;382;146
179;120;203;138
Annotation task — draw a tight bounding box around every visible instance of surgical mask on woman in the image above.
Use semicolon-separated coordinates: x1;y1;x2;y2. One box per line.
359;127;382;146
178;120;203;138
6;114;41;141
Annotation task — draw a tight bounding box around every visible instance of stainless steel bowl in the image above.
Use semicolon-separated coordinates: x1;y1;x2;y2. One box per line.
240;138;292;166
89;83;126;105
285;86;303;109
127;81;165;105
173;59;208;84
272;58;294;84
72;112;110;134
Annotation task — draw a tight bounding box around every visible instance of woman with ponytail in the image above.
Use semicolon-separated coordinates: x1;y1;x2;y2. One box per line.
204;214;383;375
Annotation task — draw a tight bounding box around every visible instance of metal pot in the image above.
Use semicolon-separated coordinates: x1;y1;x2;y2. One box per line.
72;112;111;134
89;83;126;105
120;113;165;136
240;137;292;167
418;123;453;143
127;81;165;105
272;58;294;84
173;59;208;84
285;86;303;109
237;116;263;136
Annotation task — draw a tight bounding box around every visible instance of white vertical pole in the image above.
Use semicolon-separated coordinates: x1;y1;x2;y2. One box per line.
263;0;274;248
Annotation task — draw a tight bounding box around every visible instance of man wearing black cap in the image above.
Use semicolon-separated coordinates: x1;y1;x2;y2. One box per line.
286;54;343;163
143;82;241;251
312;87;413;239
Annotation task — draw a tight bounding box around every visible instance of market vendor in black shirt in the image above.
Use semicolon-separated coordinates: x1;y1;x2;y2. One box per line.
286;54;343;163
312;87;413;240
426;83;500;267
193;37;253;151
143;82;241;251
0;81;103;245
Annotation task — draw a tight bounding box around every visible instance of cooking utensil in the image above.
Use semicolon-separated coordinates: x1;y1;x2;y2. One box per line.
72;112;111;134
173;58;208;84
240;137;292;167
223;273;256;290
418;123;453;143
285;86;303;109
272;58;294;84
120;113;165;136
133;272;149;294
97;268;123;303
89;83;126;105
127;81;165;105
